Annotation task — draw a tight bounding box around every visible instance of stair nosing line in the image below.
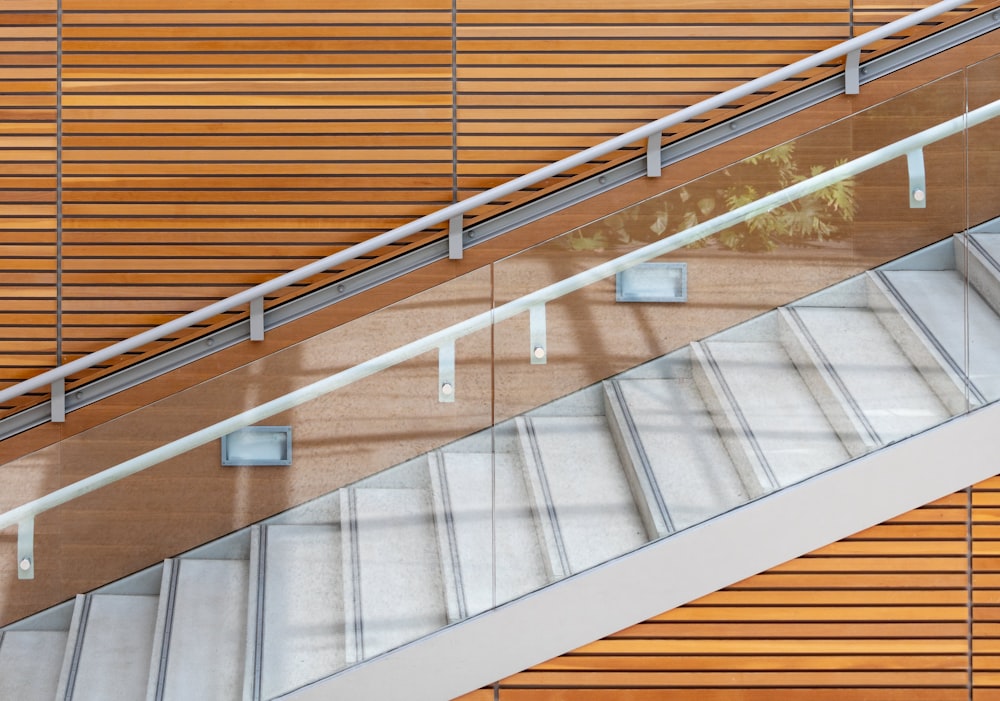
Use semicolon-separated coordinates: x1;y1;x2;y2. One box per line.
523;418;572;577
785;307;882;446
699;342;780;489
875;269;987;406
432;454;468;621
608;380;675;533
346;488;365;662
154;560;181;701
61;593;91;701
967;232;1000;272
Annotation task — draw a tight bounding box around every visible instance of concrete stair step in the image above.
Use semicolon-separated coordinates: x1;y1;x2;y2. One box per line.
958;233;1000;316
0;630;68;701
692;339;851;488
605;378;756;532
880;269;1000;402
56;593;158;701
149;558;248;701
786;305;951;446
429;451;550;621
516;415;648;576
248;524;345;701
341;487;447;664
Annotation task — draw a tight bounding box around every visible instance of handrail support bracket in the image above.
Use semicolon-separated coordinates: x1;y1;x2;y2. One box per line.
845;49;862;95
250;297;265;342
646;132;662;177
449;216;464;260
438;341;456;403
906;148;927;208
530;305;547;365
51;378;65;424
17;518;34;580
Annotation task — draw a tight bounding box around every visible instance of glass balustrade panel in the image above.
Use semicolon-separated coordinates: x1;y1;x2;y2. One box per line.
0;266;495;696
488;67;974;597
962;52;1000;409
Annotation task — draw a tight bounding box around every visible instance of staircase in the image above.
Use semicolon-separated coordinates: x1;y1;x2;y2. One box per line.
2;230;999;700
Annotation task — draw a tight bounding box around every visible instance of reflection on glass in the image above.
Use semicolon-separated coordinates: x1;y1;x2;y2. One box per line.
487;63;977;616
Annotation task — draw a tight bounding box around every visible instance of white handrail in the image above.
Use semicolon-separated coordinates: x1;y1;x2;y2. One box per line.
4;96;998;576
0;0;974;409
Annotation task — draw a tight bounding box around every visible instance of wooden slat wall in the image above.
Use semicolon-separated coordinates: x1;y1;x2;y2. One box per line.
0;0;991;420
974;476;1000;701
0;1;58;403
460;489;975;700
56;0;454;385
454;0;853;197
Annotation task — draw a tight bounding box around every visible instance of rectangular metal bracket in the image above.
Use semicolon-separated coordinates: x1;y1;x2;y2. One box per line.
448;216;463;260
51;378;65;423
646;131;662;177
250;296;265;341
906;148;927;209
529;305;547;365
438;340;455;402
845;49;861;95
18;518;34;580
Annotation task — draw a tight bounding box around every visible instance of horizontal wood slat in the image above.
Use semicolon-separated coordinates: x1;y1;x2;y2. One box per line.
478;494;975;700
0;0;58;406
0;0;991;420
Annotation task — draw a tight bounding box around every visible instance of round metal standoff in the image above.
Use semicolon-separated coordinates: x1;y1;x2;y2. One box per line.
19;558;30;572
533;346;546;360
912;189;926;202
598;176;607;185
206;338;215;347
440;382;454;396
336;284;346;294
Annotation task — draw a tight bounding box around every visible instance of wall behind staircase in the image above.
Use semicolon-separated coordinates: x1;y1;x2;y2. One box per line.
0;0;989;421
459;476;1000;700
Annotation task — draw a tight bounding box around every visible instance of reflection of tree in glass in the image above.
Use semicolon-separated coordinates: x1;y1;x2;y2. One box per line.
567;143;858;253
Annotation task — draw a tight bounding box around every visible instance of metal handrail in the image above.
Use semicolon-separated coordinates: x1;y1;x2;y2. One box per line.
5;94;999;578
0;0;975;413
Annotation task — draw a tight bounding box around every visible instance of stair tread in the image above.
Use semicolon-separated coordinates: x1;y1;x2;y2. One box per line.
525;416;647;573
0;631;67;701
883;269;1000;400
793;306;950;443
260;524;344;700
161;559;248;701
71;594;159;701
347;487;446;660
615;378;750;530
437;452;549;616
704;340;850;486
971;232;1000;262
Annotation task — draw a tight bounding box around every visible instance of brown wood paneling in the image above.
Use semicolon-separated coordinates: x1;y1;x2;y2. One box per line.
0;2;998;641
0;0;993;422
0;1;58;409
54;0;454;393
488;491;973;700
975;476;1000;700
